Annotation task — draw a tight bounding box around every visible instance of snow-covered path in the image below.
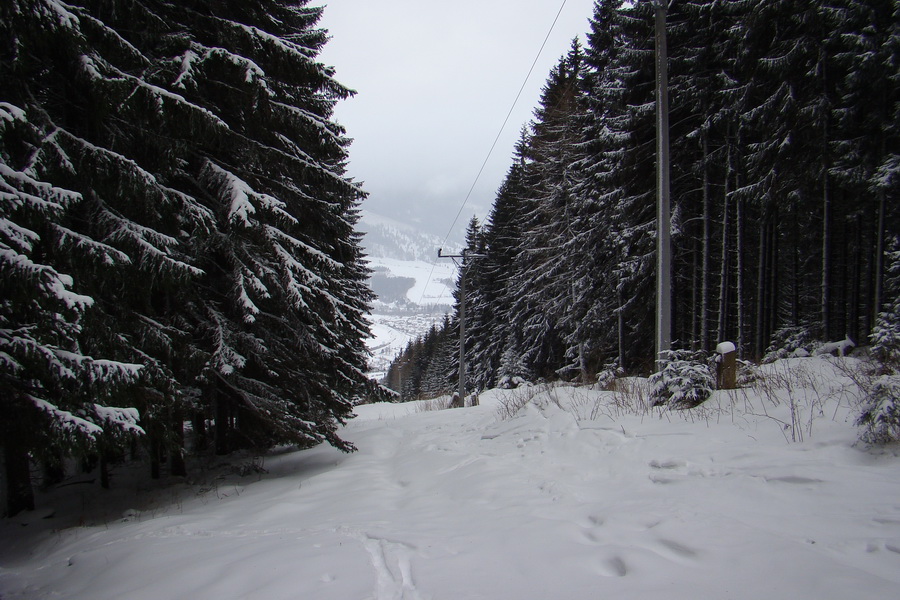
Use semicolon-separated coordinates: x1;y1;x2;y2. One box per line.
3;360;900;599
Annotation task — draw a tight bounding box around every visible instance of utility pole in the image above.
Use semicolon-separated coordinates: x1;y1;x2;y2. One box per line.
653;0;672;371
438;248;484;407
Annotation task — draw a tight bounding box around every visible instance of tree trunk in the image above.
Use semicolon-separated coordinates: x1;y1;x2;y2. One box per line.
691;234;700;350
873;187;886;321
822;171;832;339
100;454;111;489
192;411;207;453
171;409;187;477
734;137;746;357
734;196;745;355
755;212;768;359
769;208;780;341
849;213;863;343
755;205;778;358
150;428;162;480
214;386;231;456
617;286;626;371
791;209;800;327
3;442;34;517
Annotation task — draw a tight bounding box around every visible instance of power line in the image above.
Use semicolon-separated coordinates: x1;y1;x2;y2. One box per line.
418;0;570;304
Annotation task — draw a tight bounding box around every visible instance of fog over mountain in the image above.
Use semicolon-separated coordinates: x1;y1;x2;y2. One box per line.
358;210;451;263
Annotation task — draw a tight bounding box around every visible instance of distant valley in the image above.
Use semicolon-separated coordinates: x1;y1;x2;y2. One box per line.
358;210;461;378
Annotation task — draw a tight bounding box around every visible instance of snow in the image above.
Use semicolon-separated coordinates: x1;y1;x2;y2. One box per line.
3;356;900;599
42;0;80;30
0;162;81;211
77;55;230;131
816;337;856;357
716;341;736;354
172;49;200;89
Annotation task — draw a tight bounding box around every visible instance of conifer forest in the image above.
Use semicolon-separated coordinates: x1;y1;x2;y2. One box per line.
1;0;374;515
387;0;899;401
1;0;898;520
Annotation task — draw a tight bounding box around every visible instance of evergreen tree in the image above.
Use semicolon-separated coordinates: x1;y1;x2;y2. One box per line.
1;0;371;512
858;238;900;443
576;0;657;372
506;41;588;379
0;0;183;515
469;151;530;388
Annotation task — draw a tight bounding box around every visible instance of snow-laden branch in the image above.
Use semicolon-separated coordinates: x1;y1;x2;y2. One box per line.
0;247;94;310
79;54;230;131
264;225;340;270
0;163;82;214
32;396;104;439
53;224;131;265
98;208;204;277
202;161;297;228
91;404;145;436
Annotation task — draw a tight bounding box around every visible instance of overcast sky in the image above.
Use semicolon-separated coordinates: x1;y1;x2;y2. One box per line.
317;0;598;242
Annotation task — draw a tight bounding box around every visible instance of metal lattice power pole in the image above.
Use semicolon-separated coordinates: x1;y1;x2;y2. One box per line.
438;248;484;407
439;249;467;407
654;0;672;371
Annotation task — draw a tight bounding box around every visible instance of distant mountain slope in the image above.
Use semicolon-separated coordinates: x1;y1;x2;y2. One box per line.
358;210;448;263
359;209;459;310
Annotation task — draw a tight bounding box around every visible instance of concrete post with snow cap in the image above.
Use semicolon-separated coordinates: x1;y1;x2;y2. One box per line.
716;341;737;390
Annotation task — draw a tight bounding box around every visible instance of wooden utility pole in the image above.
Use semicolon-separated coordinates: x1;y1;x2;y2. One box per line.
654;0;672;370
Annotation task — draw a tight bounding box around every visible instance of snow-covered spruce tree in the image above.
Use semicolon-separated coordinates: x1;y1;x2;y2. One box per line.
649;349;715;409
471;135;531;388
422;315;457;399
1;0;371;500
0;0;213;512
133;0;373;453
560;0;634;376
462;215;505;392
858;239;900;443
496;347;530;389
504;42;587;380
0;104;145;515
578;0;657;372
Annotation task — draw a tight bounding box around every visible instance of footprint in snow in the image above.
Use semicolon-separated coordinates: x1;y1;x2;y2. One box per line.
340;528;422;600
649;459;687;470
596;555;628;577
764;475;824;485
655;538;700;561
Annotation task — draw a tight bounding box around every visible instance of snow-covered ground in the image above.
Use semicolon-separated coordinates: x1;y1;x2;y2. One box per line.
3;356;900;599
367;256;457;307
